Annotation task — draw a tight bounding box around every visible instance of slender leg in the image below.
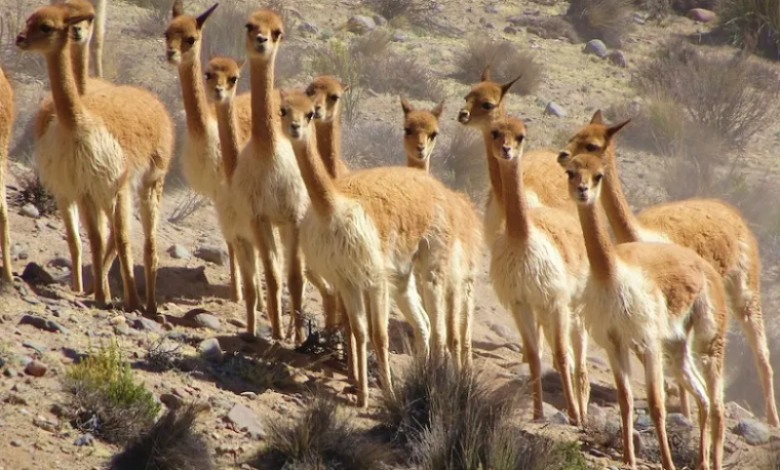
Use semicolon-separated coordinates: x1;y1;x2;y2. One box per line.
668;340;711;470
678;383;691;419
340;285;370;408
251;218;282;339
606;343;635;468
461;276;475;369
227;241;243;303
392;271;431;358
643;348;676;470
281;224;307;344
369;281;393;395
702;349;725;470
234;238;259;336
421;266;448;359
112;188;141;312
544;304;580;426
446;281;462;368
511;302;544;421
0;161;12;283
138;179;163;315
570;316;590;426
78;198;108;307
57;196;83;293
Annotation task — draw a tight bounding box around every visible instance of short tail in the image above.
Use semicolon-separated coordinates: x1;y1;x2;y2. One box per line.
109;404;214;470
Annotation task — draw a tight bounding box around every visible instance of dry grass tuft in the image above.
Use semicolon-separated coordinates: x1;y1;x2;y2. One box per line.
452;38;543;96
440;127;488;200
521;16;581;42
716;0;780;59
566;0;635;47
167;189;209;224
342;121;404;169
10;166;58;217
109;404;213;470
63;341;161;444
255;393;392;470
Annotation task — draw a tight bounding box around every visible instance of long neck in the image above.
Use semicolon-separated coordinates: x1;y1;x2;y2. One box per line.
292;132;338;217
315;119;345;178
499;159;531;240
45;42;82;129
249;57;277;146
178;55;210;137
216;100;239;183
600;144;643;243
71;42;89;95
577;202;617;282
482;128;504;205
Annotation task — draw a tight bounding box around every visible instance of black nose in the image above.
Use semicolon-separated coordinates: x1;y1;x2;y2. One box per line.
502;145;511;154
291;123;301;129
558;151;570;161
458;110;469;119
15;34;25;45
166;49;176;58
256;35;268;44
417;145;425;151
578;185;587;194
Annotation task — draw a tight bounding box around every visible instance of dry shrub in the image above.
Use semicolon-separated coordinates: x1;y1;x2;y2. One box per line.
716;0;780;59
342;121;404;169
255;393;391;470
109;404;213;470
167;189;209;224
376;354;561;470
671;0;717;12
440;127;487;200
135;0;170;37
566;0;634;47
305;40;365;123
367;54;445;101
520;16;581;42
63;341;161;444
361;0;437;22
10;166;58;217
452;38;543;95
201;2;248;66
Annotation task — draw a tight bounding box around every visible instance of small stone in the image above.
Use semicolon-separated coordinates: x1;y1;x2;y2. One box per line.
21;263;56;286
608;50;628;68
133;317;164;334
23;341;47;355
114;323;134;336
667;413;693;429
583;39;608;58
194;245;228;266
689;8;716;23
20;204;40;218
160;393;184;410
544;102;567;118
48;257;72;269
109;315;126;326
74;433;94;447
488;322;517;340
33;415;58;432
346;15;376;35
167;244;191;260
19;314;69;334
225;403;265;439
484;4;498;13
725;402;754;421
228;318;247;329
194;313;221;331
25;360;48;377
10;439;22;447
11;244;28;261
635;414;652;430
240;392;257;400
733;418;770;445
504;26;518;35
391;30;408;42
634;399;649;410
549;411;570;425
297;22;319;35
198;338;223;362
372;14;387;27
23;296;41;305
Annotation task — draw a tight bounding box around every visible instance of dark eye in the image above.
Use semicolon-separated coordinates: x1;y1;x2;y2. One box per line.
594;174;604;183
229;76;238;85
40;24;52;33
566;170;575;179
430;131;438;139
204;72;213;80
516;134;525;142
491;130;499;139
305;89;315;97
328;94;340;102
163;32;169;40
185;36;196;45
272;29;282;40
404;128;412;136
280;108;288;117
585;143;599;152
306;112;315;121
245;23;253;31
481;102;495;110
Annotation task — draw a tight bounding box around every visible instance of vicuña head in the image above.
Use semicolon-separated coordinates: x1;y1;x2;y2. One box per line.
458;65;521;128
401;96;443;165
564;154;604;206
279;88;316;142
306;75;349;122
60;0;95;45
245;9;284;61
488;117;527;164
557;110;631;166
16;4;94;53
164;1;218;65
204;55;243;104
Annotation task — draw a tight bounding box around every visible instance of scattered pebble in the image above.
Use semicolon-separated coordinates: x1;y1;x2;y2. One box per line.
74;434;94;447
167;244;192;260
346;15;376;35
583;39;608;58
21;263;56;286
608;50;628;68
19;314;69;334
544;102;567;118
199;338;223;362
25;360;48;377
226;403;265;439
133;317;165;334
194;245;228;266
20;203;40;219
733;418;770;445
689;8;716;23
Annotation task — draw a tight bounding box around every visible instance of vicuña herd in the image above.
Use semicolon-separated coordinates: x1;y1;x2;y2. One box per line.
2;1;776;469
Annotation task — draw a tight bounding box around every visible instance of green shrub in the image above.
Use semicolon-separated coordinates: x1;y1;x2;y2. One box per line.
64;340;161;444
716;0;780;60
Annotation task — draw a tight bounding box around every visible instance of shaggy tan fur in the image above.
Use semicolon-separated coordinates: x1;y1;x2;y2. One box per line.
0;66;14;283
566;153;727;470
17;4;172;314
306;75;351;180
560;110;779;427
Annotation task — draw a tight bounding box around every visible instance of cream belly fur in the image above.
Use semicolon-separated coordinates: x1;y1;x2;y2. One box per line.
181;119;222;199
36;115;125;206
232;137;309;225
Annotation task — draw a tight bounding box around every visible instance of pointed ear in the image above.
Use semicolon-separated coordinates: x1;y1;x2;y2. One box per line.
171;0;183;18
278;88;288;102
590;110;604;124
606;119;631;139
196;3;219;29
400;96;413;115
236;59;246;70
66;13;95;26
341;83;350;93
431;99;445;119
500;75;522;99
480;64;492;82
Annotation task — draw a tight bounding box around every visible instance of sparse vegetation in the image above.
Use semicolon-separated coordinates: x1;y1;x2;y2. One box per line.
144;337;183;373
255;393;391;470
520;16;581;42
362;0;436;22
453;38;543;96
109;404;214;470
167;189;209;224
342;121;404;169
63;341;161;444
10;166;58;217
716;0;780;59
215;351;293;393
566;0;634;47
441;127;487;199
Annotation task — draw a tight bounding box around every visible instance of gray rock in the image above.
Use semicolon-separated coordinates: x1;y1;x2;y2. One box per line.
347;15;376;35
733;418;770;445
194;313;222;331
160;393;184;410
488;322;517;340
689;8;716;23
11;243;28;261
199;338;223;362
583;39;608;58
23;296;41;305
608;50;628;68
667;413;693;429
544;102;567;118
725;402;754;421
635;414;653;430
504;26;519;35
114;323;135;336
226;403;265;439
22;341;47;354
167;244;191;260
484;4;498;13
25;360;48;377
132;317;165;334
48;257;72;269
391;30;408;42
372;14;387;27
506;15;523;25
20;203;40;219
74;433;94;446
21;262;56;286
549;411;570;425
19;314;69;334
297;22;319;35
194;245;228;266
